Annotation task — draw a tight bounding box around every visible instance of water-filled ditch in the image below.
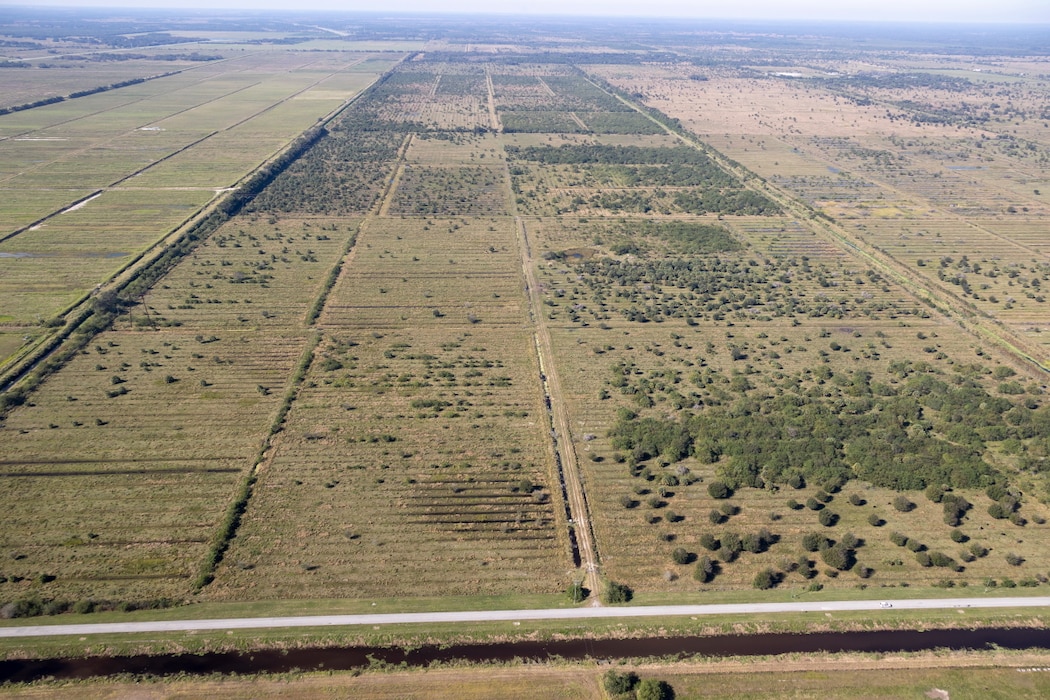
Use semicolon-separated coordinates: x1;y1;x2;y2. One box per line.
2;626;1049;683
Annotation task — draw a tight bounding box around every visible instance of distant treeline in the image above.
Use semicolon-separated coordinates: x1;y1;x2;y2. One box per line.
507;144;716;165
60;52;222;63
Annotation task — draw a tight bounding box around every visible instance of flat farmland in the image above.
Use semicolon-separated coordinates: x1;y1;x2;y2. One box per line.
2;29;1050;627
0;49;398;365
2;49;395;215
0;208;360;601
320;217;522;329
528;210;1050;592
852;218;1050;326
142;215;360;330
371;67;491;131
589;60;1050;365
0;325;302;601
0;188;214;323
208;212;570;600
206;322;565;599
508;137;779;218
0;58;220;112
404;132;504;165
0;59;288;139
389;165;508;216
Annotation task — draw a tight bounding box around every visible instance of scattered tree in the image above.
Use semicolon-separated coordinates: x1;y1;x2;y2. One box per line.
753;567;778;590
892;495;915;513
602;580;633;604
602;670;639;697
694;555;716;583
671;547;693;565
636;678;675;700
707;481;731;499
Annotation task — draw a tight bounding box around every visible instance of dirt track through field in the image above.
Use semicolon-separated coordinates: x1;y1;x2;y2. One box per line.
485;68;501;132
512;220;601;598
499;145;601;598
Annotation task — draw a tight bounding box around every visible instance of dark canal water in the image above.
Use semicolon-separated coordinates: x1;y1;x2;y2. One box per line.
3;627;1050;683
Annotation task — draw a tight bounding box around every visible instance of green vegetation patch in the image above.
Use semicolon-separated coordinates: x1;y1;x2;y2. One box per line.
579;111;665;135
507;144;780;216
608;361;1043;491
501;111;587;133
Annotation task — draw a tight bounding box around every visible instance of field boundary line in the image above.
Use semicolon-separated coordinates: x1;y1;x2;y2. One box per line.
536;77;556;97
485;67;501;132
378;134;413;217
568;112;588;131
501;147;599;597
193;330;321;591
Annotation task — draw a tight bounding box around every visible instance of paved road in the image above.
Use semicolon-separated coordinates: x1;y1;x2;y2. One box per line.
2;597;1048;639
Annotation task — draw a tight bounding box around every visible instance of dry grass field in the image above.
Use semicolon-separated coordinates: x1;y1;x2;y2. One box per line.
0;215;352;600
1;18;1050;625
207;215;569;600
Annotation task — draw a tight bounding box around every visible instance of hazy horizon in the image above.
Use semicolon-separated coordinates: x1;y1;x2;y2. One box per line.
4;1;1048;25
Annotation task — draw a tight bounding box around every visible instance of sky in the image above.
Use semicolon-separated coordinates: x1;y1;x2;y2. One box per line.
7;0;1049;24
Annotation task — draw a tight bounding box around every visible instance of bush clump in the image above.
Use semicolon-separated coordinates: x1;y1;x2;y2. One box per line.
707;480;731;499
602;580;633;604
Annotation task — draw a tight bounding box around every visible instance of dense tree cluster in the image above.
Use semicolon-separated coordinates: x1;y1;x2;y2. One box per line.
609;362;1047;491
560;253;913;325
508;144;720;165
247;126;403;215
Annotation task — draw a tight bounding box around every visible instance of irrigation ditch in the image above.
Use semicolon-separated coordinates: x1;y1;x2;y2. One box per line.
3;627;1050;683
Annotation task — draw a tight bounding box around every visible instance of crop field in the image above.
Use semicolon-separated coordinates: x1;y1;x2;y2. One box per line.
0;49;398;367
2;16;1050;623
0;59;192;111
318;218;524;329
1;189;215;323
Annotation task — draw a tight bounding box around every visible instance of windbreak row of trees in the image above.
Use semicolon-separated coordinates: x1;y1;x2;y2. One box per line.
507;144;719;165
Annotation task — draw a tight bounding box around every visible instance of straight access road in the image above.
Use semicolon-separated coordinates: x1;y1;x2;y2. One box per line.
1;596;1048;638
